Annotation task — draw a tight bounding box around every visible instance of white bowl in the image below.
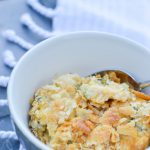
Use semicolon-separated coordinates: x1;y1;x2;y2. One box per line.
8;32;150;150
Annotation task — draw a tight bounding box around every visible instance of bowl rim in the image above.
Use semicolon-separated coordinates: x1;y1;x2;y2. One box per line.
7;31;150;150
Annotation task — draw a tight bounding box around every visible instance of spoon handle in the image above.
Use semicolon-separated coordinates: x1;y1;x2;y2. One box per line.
139;81;150;89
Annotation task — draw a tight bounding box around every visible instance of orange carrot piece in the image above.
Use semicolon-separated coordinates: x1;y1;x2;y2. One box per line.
73;120;91;135
132;90;150;100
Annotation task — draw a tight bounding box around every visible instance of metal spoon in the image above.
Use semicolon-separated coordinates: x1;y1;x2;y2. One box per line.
91;70;150;91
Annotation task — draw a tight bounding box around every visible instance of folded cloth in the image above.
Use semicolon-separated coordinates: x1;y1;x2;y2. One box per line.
0;131;21;150
54;0;150;48
0;100;9;118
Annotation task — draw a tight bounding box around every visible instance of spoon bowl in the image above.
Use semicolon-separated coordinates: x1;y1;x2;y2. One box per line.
91;70;150;91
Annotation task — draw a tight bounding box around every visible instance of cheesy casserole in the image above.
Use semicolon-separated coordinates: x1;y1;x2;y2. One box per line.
29;73;150;150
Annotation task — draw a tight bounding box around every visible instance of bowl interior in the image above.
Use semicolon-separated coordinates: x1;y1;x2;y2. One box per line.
8;32;150;149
